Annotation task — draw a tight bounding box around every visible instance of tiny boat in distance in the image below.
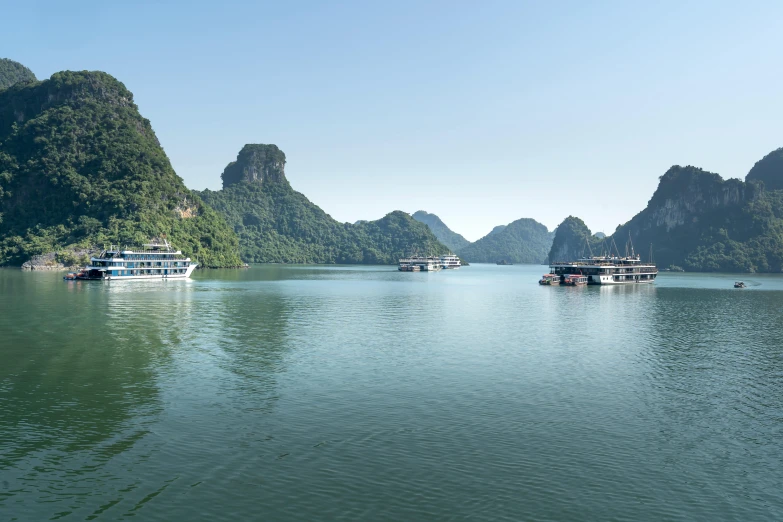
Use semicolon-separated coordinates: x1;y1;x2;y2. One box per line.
539;274;560;285
734;281;746;288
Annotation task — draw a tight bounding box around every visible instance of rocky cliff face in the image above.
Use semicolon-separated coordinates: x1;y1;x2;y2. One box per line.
609;166;763;268
595;151;783;272
221;144;287;188
637;166;756;233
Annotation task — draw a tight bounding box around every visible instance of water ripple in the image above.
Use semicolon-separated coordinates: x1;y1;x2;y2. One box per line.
0;266;782;520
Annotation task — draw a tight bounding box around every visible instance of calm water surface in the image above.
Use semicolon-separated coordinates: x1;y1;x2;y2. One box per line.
1;265;782;521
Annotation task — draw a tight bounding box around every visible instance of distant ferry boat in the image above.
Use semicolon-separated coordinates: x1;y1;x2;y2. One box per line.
440;254;461;269
66;241;197;280
549;254;657;285
399;254;461;272
399;256;442;272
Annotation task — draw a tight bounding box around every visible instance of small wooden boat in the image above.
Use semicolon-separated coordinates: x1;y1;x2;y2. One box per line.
539;274;560;285
563;274;588;286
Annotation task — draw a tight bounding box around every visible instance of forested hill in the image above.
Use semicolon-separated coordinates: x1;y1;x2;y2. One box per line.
196;145;450;264
548;216;604;263
0;58;36;90
747;147;783;190
611;163;783;272
0;69;242;267
412;211;470;251
549;150;783;272
456;218;554;264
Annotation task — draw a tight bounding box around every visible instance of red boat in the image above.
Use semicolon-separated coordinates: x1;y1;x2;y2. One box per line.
563;274;588;286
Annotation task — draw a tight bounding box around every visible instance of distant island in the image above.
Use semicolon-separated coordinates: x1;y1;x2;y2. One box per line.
411;211;470;251
457;218;554;265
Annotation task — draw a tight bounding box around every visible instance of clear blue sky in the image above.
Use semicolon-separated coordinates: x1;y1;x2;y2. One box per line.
3;1;782;241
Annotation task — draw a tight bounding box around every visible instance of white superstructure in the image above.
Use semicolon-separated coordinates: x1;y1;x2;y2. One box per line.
439;254;461;269
398;256;444;272
79;241;197;280
549;254;657;285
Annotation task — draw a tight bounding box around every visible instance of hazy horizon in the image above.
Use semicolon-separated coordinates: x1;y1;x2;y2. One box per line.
4;1;782;241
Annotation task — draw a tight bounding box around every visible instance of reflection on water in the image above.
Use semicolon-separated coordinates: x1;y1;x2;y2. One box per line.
1;266;782;521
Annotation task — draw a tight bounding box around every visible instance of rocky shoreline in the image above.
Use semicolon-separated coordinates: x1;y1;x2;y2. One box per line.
20;250;94;271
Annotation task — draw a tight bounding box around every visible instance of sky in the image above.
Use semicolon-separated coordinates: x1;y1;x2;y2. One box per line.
2;1;782;241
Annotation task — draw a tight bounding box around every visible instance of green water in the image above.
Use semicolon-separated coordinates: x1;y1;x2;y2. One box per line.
1;265;782;521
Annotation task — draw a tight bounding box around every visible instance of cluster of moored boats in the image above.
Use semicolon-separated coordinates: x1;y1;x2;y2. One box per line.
398;255;461;272
539;274;588;286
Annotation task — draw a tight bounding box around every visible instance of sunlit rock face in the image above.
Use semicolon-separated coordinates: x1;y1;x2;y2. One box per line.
221;144;287;189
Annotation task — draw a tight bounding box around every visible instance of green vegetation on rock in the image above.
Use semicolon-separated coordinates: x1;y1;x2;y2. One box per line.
196;145;450;264
457;218;553;264
0;70;242;267
551;155;783;273
0;58;36;91
412;210;470;251
610;165;777;272
746;147;783;191
548;216;603;262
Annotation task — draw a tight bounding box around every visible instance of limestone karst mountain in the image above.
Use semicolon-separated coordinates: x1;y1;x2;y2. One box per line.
0;69;242;267
411;211;470;251
196;145;450;264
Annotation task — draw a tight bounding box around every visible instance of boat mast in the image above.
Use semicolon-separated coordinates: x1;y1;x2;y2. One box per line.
584;236;594;258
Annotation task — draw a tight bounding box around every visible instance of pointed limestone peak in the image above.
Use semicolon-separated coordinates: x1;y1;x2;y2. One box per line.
746;146;783;191
221;144;287;189
0;58;37;90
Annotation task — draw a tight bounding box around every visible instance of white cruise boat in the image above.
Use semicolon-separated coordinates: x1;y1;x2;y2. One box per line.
398;256;443;272
549;254;657;285
73;241;197;280
439;254;461;269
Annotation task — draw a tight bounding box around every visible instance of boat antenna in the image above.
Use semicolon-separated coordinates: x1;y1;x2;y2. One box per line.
649;243;654;264
628;231;635;258
584;236;594;258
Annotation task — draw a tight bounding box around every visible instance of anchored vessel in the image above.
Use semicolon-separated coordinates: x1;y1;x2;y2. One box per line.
399;256;442;272
539;274;560;285
563;274;589;286
399;254;462;272
549;254;657;285
68;241;197;280
440;254;461;269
